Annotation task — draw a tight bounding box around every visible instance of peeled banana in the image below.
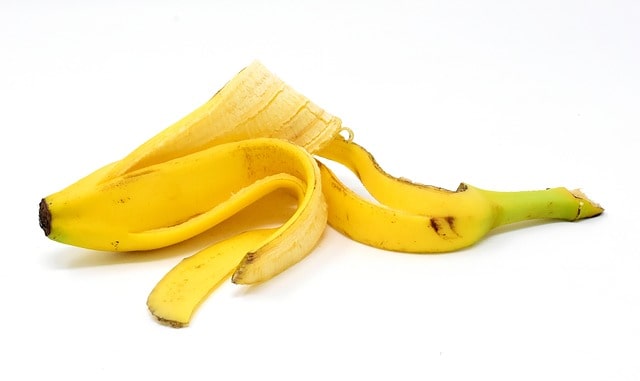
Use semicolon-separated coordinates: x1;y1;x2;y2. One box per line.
39;61;603;327
106;61;342;178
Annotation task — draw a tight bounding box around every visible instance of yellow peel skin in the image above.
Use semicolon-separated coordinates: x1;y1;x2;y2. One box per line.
38;61;604;327
147;229;276;328
318;162;494;252
317;136;603;252
42;138;327;290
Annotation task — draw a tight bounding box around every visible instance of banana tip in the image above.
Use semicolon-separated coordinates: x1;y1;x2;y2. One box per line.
39;198;51;236
570;189;604;219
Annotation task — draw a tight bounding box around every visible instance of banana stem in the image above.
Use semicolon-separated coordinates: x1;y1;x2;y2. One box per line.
476;186;604;228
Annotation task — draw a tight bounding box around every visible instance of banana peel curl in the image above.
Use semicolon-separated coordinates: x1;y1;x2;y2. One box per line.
39;61;603;327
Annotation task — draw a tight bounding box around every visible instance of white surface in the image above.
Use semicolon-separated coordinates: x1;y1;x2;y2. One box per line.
2;1;639;380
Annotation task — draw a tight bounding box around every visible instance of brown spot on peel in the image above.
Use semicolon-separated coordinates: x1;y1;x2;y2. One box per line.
445;216;456;231
430;218;441;234
243;252;257;264
429;216;459;239
39;199;51;236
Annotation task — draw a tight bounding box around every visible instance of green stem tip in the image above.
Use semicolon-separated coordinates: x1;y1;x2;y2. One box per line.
479;187;604;228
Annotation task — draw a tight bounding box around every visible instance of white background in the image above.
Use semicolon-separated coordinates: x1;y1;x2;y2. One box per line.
1;1;639;380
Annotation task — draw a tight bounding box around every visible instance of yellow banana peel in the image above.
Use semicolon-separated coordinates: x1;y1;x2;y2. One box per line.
39;61;603;327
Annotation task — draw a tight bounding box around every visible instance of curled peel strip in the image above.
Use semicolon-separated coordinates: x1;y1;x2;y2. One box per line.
39;61;604;327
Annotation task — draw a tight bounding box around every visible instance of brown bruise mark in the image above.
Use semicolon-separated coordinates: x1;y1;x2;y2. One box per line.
39;199;51;236
445;216;456;232
430;218;442;234
429;216;459;239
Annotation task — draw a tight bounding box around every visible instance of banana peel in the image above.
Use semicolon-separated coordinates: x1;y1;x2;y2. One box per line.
39;61;603;327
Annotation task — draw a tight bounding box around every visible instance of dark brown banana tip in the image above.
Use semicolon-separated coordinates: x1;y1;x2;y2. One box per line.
39;199;51;236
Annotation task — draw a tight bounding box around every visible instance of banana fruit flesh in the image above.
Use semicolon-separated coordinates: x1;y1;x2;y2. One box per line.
107;60;342;178
39;61;603;327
